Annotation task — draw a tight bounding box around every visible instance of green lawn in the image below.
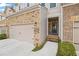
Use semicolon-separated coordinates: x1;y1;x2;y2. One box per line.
56;40;77;56
31;36;77;56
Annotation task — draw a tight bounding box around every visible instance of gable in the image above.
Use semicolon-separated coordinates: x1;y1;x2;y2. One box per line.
5;7;16;16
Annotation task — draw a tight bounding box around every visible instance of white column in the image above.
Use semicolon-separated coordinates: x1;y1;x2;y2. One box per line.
60;6;63;41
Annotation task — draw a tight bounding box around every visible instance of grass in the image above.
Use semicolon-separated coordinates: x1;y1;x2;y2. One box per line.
56;40;77;56
32;38;47;52
32;36;77;56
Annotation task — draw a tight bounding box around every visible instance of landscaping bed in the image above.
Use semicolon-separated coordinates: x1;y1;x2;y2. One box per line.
56;40;77;56
32;38;47;52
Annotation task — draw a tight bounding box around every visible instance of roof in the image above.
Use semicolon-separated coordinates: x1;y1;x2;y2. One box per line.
6;4;41;18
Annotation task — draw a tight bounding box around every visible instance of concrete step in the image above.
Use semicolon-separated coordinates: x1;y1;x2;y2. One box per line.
47;35;59;42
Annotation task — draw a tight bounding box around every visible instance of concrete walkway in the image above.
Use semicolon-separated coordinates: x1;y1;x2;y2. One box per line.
0;39;58;56
74;44;79;56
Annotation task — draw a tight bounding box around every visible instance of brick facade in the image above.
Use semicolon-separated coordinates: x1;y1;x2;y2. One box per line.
0;6;42;47
63;4;79;42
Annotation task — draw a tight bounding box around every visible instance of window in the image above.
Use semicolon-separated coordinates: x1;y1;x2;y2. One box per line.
27;3;29;7
41;3;45;7
50;3;56;8
19;5;21;10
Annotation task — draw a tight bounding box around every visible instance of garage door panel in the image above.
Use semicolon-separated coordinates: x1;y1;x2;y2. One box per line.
74;28;79;43
9;25;34;44
74;22;79;44
9;28;18;39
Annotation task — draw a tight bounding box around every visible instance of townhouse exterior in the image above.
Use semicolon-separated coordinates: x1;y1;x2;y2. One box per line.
0;3;79;47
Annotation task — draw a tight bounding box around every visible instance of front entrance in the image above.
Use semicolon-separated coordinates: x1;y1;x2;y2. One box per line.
47;17;59;40
48;17;59;35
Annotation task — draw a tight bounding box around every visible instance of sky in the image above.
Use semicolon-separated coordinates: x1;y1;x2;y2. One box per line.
0;3;16;12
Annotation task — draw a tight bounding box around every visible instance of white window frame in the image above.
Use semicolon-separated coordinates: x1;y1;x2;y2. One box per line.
49;3;61;8
50;3;57;8
45;3;61;9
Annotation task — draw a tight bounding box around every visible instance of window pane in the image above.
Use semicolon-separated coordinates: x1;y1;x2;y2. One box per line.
27;3;29;7
41;3;45;7
50;3;56;8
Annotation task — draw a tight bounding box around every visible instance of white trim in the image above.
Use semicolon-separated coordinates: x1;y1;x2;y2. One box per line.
62;3;77;7
49;3;58;9
47;17;48;36
0;25;7;27
58;15;61;39
60;6;63;41
73;20;74;44
40;6;48;44
39;5;42;44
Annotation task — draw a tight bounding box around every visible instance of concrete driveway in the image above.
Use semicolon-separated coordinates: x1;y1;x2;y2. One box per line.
0;39;58;56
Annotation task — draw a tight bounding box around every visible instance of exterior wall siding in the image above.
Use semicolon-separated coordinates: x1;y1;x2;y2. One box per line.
63;4;79;42
40;7;47;44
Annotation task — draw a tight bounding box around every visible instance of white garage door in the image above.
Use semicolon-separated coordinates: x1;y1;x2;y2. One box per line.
73;22;79;44
9;25;34;44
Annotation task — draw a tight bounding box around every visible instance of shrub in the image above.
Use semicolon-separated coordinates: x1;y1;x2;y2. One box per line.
56;41;77;56
0;33;7;40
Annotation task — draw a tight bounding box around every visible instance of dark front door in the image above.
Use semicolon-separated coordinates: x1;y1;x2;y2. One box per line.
48;17;59;35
